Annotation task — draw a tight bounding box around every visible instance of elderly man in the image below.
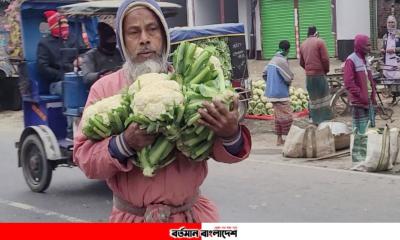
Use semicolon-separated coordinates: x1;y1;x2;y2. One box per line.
73;0;251;223
381;15;400;104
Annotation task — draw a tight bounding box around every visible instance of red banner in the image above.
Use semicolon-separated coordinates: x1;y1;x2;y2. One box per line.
0;223;202;240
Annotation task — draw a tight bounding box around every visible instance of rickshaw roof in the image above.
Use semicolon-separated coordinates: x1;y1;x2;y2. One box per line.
169;23;245;44
21;0;89;11
57;1;181;17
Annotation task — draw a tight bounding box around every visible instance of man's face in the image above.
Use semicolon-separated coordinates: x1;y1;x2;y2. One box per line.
388;20;396;29
363;40;371;55
123;8;164;63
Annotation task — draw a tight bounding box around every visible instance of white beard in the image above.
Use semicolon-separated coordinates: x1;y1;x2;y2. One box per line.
123;54;168;84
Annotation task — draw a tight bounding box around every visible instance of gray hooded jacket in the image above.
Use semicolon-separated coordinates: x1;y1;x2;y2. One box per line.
115;0;170;64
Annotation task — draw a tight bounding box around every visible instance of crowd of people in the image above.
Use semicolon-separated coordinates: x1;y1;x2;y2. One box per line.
263;23;383;147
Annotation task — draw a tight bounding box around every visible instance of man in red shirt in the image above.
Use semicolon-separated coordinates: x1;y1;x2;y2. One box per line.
299;26;333;125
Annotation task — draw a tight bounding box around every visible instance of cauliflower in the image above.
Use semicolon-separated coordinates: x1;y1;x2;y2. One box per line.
81;93;131;140
82;94;124;126
132;79;184;121
128;72;169;95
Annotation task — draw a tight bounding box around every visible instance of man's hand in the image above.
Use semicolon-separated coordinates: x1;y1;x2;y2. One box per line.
198;96;240;139
123;123;156;151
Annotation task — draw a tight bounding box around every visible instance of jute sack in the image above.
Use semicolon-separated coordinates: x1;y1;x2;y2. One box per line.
389;128;400;167
283;124;335;158
351;126;392;172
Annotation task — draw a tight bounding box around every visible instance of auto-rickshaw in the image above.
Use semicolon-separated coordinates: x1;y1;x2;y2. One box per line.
15;0;250;193
15;0;181;193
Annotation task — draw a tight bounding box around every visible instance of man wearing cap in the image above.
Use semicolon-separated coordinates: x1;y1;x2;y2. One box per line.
37;10;76;95
80;22;123;86
73;0;252;223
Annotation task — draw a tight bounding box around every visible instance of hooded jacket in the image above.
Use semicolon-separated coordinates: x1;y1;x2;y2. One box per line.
116;0;170;63
343;35;377;108
73;0;251;223
80;23;123;86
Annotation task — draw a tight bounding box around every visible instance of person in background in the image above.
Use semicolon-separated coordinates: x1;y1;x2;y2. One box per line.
381;15;400;104
299;26;332;125
80;22;123;86
344;34;377;134
73;0;251;223
36;10;77;95
263;40;294;146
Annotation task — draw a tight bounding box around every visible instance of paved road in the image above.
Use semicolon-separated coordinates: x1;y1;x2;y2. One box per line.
1;111;399;222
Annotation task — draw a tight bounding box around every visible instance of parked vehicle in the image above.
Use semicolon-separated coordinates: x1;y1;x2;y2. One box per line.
15;0;181;193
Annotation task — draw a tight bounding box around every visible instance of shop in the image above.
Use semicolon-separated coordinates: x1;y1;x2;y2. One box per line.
259;0;336;59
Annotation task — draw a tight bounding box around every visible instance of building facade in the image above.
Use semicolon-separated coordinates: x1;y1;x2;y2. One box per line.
176;0;380;60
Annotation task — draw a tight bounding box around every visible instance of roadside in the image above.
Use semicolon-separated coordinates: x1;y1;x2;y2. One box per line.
247;58;400;175
2;58;400;175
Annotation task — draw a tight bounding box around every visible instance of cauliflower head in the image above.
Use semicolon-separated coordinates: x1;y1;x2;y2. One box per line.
128;73;170;95
132;79;184;121
81;94;124;126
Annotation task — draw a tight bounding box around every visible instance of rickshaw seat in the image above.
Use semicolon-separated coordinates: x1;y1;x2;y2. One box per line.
27;61;50;95
21;61;61;103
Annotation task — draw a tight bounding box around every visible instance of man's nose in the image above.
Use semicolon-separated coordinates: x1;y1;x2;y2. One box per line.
140;31;150;45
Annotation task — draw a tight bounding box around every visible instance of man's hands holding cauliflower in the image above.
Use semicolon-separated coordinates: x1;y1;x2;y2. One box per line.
81;41;240;176
198;97;240;139
123;124;156;152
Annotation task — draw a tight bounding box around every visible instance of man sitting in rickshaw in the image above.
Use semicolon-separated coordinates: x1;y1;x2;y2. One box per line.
36;10;78;95
80;22;123;86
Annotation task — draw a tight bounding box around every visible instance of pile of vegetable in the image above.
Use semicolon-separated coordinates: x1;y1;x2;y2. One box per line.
124;73;185;176
81;93;132;140
248;80;309;115
81;41;236;176
193;37;232;80
172;42;235;162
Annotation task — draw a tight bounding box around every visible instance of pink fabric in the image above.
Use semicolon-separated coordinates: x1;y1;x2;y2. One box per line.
73;69;252;222
354;34;369;58
343;58;377;108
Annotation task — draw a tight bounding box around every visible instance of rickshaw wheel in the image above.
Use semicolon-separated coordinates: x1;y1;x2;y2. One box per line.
20;134;52;193
330;88;349;117
380;87;392;99
377;107;393;120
